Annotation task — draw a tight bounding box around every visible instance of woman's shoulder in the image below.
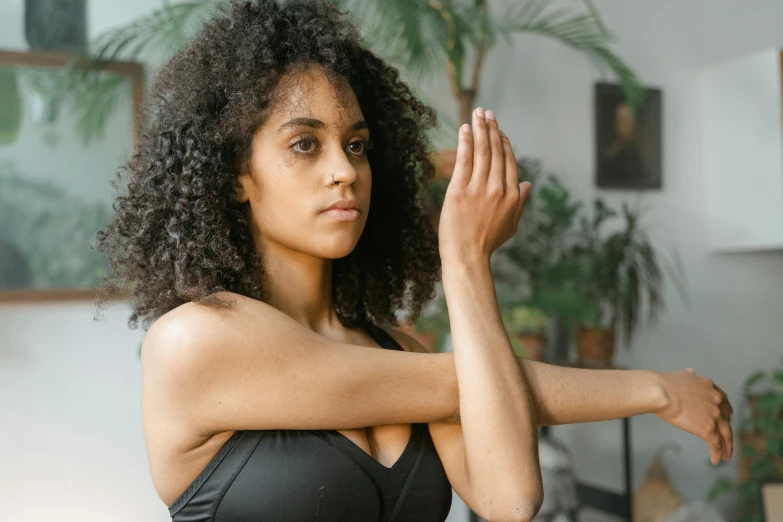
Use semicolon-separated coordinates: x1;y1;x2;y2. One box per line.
141;291;279;381
147;292;265;343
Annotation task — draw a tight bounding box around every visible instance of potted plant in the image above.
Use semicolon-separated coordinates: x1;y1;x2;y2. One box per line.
709;356;783;522
502;305;549;361
570;199;686;366
494;166;592;347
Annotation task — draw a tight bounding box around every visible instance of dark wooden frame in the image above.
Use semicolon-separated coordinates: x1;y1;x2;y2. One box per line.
0;49;142;303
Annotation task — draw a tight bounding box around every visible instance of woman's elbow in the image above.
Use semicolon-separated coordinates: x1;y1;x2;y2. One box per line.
479;492;544;522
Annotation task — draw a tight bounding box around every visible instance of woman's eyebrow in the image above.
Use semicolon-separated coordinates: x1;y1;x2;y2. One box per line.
276;117;368;134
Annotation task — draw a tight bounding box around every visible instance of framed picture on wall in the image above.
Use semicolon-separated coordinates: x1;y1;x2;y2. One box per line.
0;50;142;302
595;82;662;189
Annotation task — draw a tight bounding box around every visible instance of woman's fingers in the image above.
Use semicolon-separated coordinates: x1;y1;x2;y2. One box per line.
514;182;532;223
708;431;723;465
450;123;474;187
714;384;734;460
500;134;528;223
470;108;491;187
501;131;519;190
485;110;506;193
718;414;733;460
715;384;734;416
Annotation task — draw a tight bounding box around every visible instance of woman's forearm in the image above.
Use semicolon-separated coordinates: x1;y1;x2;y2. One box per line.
441;357;668;426
443;258;542;520
518;360;668;426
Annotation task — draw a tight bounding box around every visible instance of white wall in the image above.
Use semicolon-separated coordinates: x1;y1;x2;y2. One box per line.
439;0;783;519
3;1;783;521
0;302;157;521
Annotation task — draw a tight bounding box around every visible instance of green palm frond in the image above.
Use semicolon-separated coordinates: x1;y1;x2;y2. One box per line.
338;0;447;81
71;72;131;146
338;0;492;87
499;0;644;109
64;0;221;145
88;0;220;64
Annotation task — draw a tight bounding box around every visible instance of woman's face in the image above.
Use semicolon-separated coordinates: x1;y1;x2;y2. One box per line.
235;65;372;261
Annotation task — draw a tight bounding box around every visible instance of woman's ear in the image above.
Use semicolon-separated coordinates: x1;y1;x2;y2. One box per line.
233;172;251;203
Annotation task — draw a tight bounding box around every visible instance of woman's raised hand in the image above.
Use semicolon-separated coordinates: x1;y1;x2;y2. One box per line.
438;108;531;266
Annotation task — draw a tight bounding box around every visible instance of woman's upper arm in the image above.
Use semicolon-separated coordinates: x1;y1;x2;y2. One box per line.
140;293;457;436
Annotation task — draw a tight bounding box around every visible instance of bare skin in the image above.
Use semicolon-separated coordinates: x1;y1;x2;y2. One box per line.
141;65;733;521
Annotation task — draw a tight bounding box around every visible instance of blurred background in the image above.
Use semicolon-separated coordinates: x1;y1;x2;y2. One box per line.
1;1;782;521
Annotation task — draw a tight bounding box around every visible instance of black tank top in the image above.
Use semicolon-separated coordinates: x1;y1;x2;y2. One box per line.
168;321;453;521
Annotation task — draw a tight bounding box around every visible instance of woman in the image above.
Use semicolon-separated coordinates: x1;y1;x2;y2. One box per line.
95;1;733;521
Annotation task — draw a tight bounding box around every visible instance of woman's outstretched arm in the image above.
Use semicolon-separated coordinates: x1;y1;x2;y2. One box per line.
522;359;734;464
518;361;666;426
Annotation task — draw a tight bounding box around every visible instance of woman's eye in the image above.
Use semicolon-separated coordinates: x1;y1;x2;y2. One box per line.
292;138;316;154
348;139;373;155
347;141;365;155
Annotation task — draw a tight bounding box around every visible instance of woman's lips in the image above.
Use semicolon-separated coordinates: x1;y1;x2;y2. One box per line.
321;208;360;221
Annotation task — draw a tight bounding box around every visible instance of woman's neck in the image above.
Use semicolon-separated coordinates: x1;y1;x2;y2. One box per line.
259;243;340;333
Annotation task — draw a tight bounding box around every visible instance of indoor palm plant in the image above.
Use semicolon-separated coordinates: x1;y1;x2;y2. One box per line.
494;163;591;325
341;0;644;128
569;199;686;365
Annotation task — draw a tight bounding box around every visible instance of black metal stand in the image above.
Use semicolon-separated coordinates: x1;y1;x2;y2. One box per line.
546;418;633;521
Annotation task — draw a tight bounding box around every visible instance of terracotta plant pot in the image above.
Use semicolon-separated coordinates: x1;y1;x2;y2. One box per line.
517;334;547;362
576;326;615;367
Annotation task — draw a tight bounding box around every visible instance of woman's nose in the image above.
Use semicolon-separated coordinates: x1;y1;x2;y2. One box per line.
325;150;359;186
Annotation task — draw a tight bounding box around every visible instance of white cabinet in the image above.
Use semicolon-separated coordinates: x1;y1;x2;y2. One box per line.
700;48;783;251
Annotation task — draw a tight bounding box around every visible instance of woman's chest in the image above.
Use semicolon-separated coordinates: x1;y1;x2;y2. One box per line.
335;422;412;468
170;426;453;521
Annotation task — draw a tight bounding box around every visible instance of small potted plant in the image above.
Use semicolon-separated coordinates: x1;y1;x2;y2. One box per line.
570;199;686;366
495;169;592;355
709;356;783;521
503;305;550;361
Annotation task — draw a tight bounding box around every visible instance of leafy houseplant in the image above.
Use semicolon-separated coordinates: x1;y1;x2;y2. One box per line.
569;199;686;365
495;165;592;329
343;0;644;129
709;357;783;522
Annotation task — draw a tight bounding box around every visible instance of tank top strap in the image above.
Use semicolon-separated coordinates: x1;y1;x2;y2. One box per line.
359;320;404;351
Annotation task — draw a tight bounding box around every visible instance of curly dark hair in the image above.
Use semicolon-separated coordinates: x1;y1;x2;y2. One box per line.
94;0;442;331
